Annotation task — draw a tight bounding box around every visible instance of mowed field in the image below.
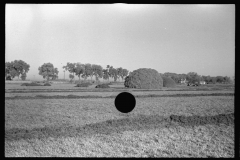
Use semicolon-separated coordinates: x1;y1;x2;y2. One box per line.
5;82;235;157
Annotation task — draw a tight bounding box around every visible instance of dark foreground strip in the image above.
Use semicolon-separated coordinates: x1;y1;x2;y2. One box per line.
5;93;234;100
5;113;234;142
169;113;234;126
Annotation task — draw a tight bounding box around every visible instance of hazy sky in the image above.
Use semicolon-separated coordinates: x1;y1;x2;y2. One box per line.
6;4;235;80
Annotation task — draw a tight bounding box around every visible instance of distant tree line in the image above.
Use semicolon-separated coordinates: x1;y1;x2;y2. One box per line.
161;72;232;84
62;63;129;83
5;59;233;84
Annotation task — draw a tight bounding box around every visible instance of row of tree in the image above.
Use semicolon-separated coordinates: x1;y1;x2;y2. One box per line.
162;72;232;84
5;60;129;82
5;60;233;84
62;62;129;82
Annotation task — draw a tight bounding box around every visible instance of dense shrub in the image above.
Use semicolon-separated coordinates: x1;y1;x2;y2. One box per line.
95;84;110;88
169;113;234;126
44;83;51;86
124;68;163;89
29;83;42;86
162;76;176;88
75;83;91;87
43;81;52;84
6;75;12;81
21;83;42;86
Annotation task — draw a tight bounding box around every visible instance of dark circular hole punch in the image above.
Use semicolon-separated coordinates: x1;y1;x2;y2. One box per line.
114;92;136;113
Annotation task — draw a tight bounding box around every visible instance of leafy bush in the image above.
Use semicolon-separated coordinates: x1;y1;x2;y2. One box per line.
124;68;163;89
162;76;176;88
44;83;51;86
95;84;110;88
75;83;91;87
21;83;42;86
43;81;52;84
6;75;12;81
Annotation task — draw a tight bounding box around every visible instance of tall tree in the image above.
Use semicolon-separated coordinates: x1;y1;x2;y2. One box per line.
209;77;217;84
102;69;109;82
108;65;115;82
92;64;103;82
20;73;27;80
49;68;59;80
38;63;58;81
223;76;231;84
82;63;93;82
122;69;129;82
178;74;187;82
202;75;211;83
63;63;76;75
63;62;77;82
5;60;30;80
216;76;224;83
106;65;111;82
75;63;85;82
186;72;201;84
111;68;118;82
116;67;123;82
13;60;30;79
69;74;75;82
5;62;17;79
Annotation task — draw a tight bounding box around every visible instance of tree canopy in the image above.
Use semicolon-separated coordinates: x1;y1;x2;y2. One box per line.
5;60;30;80
38;63;58;81
75;63;85;81
92;64;103;82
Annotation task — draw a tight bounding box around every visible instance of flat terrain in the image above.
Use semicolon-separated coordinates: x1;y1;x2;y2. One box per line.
5;82;235;157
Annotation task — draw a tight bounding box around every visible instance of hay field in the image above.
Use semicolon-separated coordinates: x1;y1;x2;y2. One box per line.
5;83;234;157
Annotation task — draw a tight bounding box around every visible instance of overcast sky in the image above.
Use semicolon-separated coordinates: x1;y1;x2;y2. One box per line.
5;4;235;80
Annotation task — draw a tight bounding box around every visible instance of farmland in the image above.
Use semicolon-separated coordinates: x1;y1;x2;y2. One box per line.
5;82;234;157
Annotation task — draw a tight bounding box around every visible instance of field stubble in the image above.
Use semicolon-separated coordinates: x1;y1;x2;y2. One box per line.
5;94;234;157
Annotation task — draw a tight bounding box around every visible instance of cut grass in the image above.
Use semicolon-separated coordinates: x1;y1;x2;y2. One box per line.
5;92;234;100
5;124;234;157
5;95;234;157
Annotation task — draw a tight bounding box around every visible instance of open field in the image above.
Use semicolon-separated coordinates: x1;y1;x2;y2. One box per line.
5;83;234;157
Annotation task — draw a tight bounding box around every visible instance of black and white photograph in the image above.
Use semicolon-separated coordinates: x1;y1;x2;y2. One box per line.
5;4;235;157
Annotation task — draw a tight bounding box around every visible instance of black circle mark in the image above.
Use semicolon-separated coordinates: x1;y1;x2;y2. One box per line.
114;92;136;113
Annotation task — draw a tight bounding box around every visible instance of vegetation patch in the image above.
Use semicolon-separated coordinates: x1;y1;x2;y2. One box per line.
124;68;163;89
75;83;91;87
170;113;234;126
21;83;42;86
162;76;177;88
44;83;51;86
95;84;110;88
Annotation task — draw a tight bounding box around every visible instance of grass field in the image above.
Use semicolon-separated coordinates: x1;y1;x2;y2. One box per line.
5;82;234;157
